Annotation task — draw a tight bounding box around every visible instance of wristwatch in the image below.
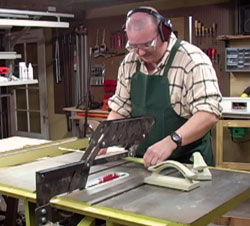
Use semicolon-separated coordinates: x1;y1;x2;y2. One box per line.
170;132;182;148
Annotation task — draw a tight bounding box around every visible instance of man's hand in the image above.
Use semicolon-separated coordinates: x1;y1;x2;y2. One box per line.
98;148;107;155
143;136;176;168
98;111;125;156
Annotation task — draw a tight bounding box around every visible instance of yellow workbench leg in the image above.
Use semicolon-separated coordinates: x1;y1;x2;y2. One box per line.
77;216;96;226
216;120;223;167
24;200;36;226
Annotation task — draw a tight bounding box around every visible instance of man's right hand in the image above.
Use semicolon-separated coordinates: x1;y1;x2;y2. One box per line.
98;148;108;155
97;110;125;156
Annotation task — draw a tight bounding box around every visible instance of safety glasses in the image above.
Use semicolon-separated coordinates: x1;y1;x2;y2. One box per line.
126;35;158;52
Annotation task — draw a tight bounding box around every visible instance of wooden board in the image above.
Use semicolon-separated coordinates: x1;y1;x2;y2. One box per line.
0;136;50;153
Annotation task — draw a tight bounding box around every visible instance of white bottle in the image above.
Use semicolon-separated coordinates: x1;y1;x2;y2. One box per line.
23;64;28;80
19;62;26;80
28;63;33;80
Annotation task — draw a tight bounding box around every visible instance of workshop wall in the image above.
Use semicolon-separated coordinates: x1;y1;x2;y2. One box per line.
161;3;234;96
86;14;126;104
45;29;72;140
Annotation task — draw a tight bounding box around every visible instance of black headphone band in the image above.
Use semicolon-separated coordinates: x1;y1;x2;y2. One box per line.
126;8;172;30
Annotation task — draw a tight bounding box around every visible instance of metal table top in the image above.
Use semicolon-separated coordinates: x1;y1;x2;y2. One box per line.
0;152;250;226
60;162;250;225
97;167;250;224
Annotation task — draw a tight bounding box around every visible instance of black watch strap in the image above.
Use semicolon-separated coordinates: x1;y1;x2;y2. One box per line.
170;132;182;148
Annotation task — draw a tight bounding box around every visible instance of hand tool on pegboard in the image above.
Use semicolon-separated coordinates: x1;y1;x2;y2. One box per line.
62;33;73;109
54;38;61;84
212;23;217;44
207;47;217;65
67;33;74;108
195;20;198;37
93;29;100;57
99;28;107;56
62;34;68;105
35;116;155;225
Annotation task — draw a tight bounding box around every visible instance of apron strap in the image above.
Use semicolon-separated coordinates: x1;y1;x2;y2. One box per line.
135;39;181;74
136;60;141;72
163;39;181;75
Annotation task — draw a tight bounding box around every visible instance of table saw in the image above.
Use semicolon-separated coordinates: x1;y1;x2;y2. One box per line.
0;117;250;226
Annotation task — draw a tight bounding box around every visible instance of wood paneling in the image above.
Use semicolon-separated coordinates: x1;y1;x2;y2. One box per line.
160;2;234;96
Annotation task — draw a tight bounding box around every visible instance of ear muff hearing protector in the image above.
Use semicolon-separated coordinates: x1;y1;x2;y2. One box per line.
126;8;172;42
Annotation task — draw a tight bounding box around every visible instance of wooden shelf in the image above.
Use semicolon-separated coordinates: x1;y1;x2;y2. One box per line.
0;79;38;87
217;34;250;41
0;51;21;59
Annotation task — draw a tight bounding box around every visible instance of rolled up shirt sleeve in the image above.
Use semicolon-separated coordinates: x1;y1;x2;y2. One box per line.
182;50;222;117
185;63;222;117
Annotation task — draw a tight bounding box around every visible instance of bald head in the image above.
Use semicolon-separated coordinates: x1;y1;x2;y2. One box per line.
124;7;169;65
125;7;159;33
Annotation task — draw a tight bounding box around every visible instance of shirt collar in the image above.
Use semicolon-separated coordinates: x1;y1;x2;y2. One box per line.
140;32;178;74
158;33;178;69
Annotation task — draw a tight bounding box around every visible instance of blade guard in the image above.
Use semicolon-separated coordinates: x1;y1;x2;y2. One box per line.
35;116;154;225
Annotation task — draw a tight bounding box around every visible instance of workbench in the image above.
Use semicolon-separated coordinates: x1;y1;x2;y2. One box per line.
0;136;250;226
63;106;109;137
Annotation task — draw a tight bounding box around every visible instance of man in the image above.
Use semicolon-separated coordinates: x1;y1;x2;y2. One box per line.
106;7;222;168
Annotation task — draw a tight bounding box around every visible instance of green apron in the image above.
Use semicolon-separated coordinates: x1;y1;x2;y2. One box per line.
131;40;214;166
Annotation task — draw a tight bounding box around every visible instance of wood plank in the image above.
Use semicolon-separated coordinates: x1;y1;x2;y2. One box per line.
217;35;250;41
220;162;250;170
63;106;109;114
0;136;50;153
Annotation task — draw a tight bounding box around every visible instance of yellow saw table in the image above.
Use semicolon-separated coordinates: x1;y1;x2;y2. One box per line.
0;136;250;226
0;139;250;226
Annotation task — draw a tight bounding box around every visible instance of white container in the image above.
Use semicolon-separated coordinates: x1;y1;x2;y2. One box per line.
28;63;33;80
19;62;27;80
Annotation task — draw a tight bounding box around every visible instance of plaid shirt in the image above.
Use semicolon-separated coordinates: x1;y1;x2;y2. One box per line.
108;33;222;118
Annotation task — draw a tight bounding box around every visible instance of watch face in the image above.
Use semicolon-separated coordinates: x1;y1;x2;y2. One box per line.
172;133;180;141
171;132;182;147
